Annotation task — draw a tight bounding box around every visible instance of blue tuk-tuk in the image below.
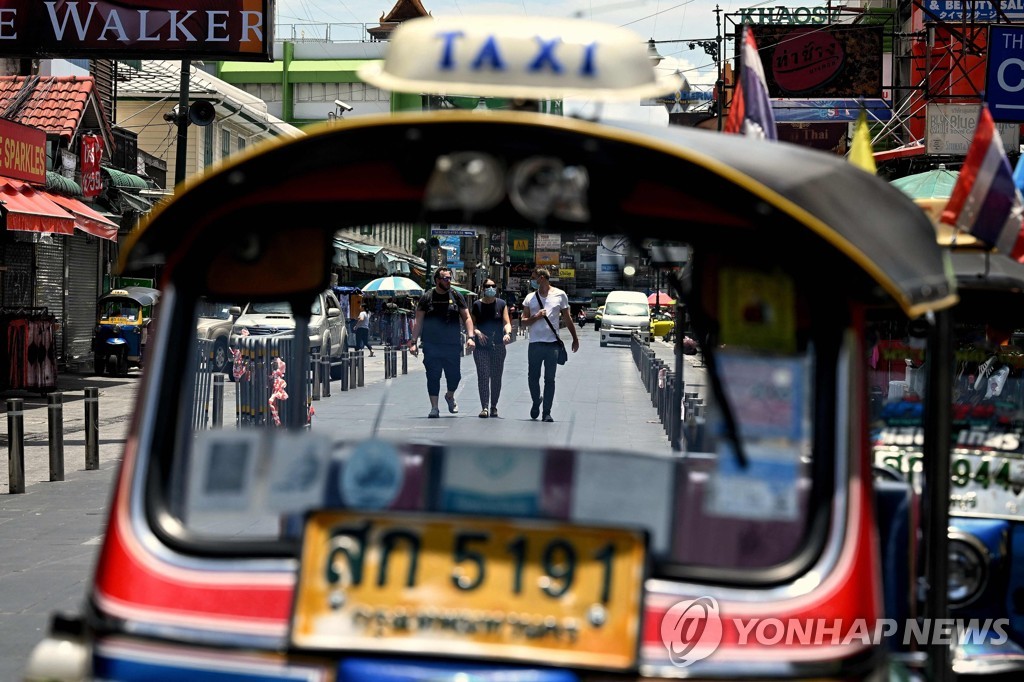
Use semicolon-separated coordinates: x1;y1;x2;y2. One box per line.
93;286;160;376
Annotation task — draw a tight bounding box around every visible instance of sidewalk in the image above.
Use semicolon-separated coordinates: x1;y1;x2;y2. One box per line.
0;339;461;495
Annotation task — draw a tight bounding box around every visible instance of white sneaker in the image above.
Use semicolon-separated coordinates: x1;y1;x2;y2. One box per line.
428;407;440;418
445;394;458;414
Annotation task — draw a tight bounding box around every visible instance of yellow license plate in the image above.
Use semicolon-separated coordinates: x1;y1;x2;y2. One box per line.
291;512;647;670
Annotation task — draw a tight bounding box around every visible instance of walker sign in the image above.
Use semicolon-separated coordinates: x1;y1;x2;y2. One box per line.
987;25;1024;123
0;1;273;61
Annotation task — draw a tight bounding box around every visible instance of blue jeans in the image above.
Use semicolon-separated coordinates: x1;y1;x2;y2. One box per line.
528;341;560;414
423;346;462;397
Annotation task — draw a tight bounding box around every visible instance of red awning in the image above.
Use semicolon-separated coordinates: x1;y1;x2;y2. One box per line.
0;176;75;234
45;192;118;241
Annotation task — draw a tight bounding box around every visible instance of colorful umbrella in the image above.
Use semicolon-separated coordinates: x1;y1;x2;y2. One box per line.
361;276;424;297
647;291;675;306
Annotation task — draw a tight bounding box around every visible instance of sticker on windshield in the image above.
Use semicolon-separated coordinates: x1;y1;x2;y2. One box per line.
340;439;404;510
265;432;331;514
705;443;802;521
440;447;543;516
188;430;262;513
718;268;796;353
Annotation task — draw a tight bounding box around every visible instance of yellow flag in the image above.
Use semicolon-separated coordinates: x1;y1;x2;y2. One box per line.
849;110;877;174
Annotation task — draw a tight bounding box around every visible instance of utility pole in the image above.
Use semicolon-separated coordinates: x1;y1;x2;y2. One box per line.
175;60;191;187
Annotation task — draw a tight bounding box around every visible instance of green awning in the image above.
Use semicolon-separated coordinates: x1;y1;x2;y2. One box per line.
45;171;82;197
102;167;151;191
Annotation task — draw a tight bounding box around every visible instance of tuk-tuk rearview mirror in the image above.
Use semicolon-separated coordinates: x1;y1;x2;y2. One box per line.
203;226;329;300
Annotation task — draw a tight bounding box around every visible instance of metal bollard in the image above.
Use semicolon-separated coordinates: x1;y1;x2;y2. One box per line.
402;347;408;375
340;352;350;391
212;374;225;427
322;355;332;398
311;353;321;401
349;347;358;388
7;398;24;494
357;349;365;387
48;392;64;481
85;386;99;470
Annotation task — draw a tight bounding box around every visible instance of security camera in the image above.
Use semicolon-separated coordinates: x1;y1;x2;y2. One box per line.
334;100;353;112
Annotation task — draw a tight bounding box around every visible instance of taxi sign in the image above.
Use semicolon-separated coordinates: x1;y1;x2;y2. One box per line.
358;15;682;101
291;511;647;670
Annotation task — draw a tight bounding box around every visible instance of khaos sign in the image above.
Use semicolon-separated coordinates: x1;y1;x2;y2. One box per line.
0;1;272;61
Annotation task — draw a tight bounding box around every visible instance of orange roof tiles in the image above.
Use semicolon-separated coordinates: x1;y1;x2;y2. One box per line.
0;76;98;141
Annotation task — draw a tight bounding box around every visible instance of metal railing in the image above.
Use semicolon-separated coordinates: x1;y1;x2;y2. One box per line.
630;332;684;448
192;337;374;430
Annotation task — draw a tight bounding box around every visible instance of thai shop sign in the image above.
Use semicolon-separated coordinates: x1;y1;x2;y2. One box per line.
0;118;44;183
0;1;273;61
507;228;533;263
80;134;103;198
926;104;1019;155
536;232;561;250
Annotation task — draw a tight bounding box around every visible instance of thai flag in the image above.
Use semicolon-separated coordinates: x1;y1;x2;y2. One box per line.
941;105;1024;259
724;26;777;140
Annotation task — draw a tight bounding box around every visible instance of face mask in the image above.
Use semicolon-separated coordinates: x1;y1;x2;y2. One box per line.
530;279;538;290
484;287;497;297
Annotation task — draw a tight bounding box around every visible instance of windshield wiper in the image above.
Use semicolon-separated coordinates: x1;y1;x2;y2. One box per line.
669;270;749;469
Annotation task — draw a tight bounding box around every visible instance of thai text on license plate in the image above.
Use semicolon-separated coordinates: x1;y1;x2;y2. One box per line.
291;512;648;670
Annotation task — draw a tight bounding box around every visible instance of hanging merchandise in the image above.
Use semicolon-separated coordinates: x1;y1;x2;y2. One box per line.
0;307;58;391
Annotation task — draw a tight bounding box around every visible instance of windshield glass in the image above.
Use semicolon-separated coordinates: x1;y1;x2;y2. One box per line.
251;301;293;315
171;229;819;576
99;299;140;322
605;303;648;316
196;300;235;320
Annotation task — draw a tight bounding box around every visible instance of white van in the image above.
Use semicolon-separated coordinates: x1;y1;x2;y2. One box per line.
599;290;651;346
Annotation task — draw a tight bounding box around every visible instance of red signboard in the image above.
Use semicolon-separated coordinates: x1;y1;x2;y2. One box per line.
0;1;272;61
0;118;45;184
80;134;103;199
736;25;884;98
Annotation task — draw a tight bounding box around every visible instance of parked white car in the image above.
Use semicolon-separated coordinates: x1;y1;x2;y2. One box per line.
228;289;348;378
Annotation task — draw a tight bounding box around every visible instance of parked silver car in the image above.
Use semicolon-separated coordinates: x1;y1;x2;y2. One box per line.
195;299;247;375
228;289;348;378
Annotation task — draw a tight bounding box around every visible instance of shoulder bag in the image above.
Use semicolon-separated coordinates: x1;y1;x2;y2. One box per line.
539;296;568;365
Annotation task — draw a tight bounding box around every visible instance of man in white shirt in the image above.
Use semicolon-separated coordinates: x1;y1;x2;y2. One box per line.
520;267;580;422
